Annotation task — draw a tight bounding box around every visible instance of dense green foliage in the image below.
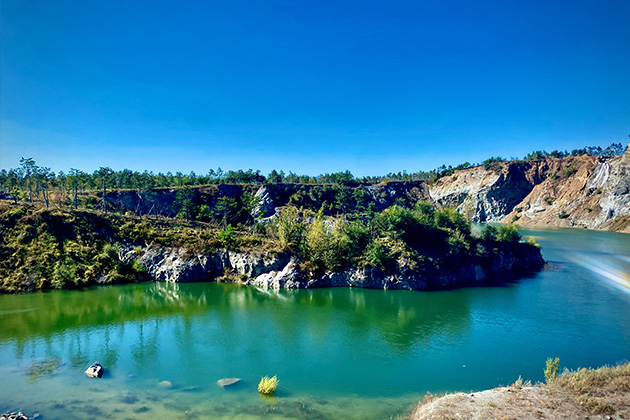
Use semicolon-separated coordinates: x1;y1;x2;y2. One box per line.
0;203;270;293
0;199;530;293
264;202;525;277
0;205;147;292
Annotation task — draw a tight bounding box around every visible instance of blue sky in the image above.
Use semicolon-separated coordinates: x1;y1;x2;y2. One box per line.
1;0;629;176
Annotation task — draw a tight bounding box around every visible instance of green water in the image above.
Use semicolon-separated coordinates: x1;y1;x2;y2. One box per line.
1;227;630;419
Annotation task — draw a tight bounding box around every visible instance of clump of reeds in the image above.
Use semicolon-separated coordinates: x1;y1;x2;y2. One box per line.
258;375;278;395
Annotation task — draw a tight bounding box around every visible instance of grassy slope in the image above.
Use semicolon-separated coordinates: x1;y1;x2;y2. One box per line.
0;202;270;293
412;363;630;420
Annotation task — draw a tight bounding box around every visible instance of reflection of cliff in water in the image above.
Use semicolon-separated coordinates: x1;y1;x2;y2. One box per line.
0;282;473;373
0;282;215;341
253;287;472;353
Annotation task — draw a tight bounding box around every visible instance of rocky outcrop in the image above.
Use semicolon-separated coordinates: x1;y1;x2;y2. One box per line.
504;151;630;232
135;246;291;283
131;242;543;291
252;186;276;219
428;162;536;222
428;142;630;232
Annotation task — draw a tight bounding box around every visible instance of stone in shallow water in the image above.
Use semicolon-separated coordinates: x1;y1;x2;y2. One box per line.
0;412;28;420
158;380;173;388
217;378;241;387
84;362;104;378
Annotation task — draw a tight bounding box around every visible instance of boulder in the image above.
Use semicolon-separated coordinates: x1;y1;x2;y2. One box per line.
217;378;241;387
85;362;104;378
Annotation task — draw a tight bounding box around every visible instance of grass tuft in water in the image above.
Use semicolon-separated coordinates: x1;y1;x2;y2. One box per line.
258;375;279;395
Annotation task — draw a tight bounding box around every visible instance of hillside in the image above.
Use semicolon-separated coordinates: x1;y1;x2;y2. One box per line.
90;141;630;233
432;148;630;232
0;203;543;293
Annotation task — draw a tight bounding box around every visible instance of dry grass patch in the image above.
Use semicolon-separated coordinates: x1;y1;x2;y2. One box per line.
412;363;630;420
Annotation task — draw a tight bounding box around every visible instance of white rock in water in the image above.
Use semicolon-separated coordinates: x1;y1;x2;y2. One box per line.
217;378;241;387
158;380;173;388
84;362;104;378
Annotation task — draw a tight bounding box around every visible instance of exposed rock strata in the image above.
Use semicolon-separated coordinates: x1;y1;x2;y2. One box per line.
127;243;544;290
100;142;630;233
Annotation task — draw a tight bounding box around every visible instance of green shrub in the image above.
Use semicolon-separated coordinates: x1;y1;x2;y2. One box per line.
304;212;350;272
527;237;540;248
496;224;521;243
363;238;394;271
270;207;303;250
217;224;236;246
481;225;498;241
434;207;470;236
414;201;435;226
545;357;560;383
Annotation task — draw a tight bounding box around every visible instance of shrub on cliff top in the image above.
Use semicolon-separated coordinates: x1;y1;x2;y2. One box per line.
497;224;521;243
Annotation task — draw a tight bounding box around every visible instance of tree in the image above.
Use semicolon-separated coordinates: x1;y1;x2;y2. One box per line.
173;187;197;220
68;169;85;209
267;169;284;183
241;191;262;222
36;166;53;208
0;169;7;193
19;157;38;202
214;196;239;227
481;224;498;241
95;167;115;213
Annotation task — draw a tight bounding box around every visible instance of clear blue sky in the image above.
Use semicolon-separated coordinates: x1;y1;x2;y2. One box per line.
1;0;629;176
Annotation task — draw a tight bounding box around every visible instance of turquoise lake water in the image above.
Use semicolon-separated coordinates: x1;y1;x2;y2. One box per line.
1;227;629;419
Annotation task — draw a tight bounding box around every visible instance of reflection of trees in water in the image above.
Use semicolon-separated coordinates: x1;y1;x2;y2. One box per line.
0;282;210;342
131;320;159;369
69;335;89;369
269;287;472;353
2;282;473;371
103;326;119;371
168;284;472;356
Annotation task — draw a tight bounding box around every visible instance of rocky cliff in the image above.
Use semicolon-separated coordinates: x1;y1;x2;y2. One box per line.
122;242;543;290
100;142;630;233
428;143;630;232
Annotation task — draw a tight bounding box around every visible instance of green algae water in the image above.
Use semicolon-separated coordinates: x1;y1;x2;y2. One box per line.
1;227;630;419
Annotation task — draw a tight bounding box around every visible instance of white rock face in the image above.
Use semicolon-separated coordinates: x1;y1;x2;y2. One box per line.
252;186;276;219
428;165;533;222
131;241;543;291
247;258;302;289
593;156;630;227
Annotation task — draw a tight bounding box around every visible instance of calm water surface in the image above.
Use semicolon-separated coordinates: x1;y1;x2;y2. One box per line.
1;227;630;419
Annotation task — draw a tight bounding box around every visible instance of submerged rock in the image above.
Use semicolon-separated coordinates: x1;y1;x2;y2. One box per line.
1;412;28;420
158;380;173;388
84;362;104;378
217;378;241;387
